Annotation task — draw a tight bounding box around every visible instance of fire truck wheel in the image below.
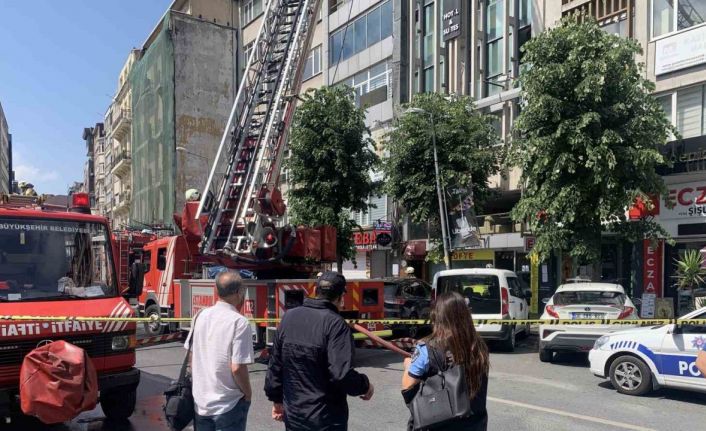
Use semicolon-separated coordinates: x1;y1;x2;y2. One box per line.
101;387;136;421
144;304;165;336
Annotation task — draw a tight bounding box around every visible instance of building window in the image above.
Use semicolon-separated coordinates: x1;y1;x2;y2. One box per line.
243;42;254;71
339;61;391;107
303;45;322;80
422;2;435;92
600;11;629;37
485;0;504;97
329;0;348;15
329;1;393;64
652;0;706;38
242;0;263;25
657;86;706;140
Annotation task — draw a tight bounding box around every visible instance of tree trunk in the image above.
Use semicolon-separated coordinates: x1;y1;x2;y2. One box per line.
336;254;343;273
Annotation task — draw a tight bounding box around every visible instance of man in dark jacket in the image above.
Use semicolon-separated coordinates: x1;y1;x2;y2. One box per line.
264;271;374;430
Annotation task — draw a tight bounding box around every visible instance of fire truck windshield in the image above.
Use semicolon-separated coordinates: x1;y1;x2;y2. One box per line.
0;217;116;301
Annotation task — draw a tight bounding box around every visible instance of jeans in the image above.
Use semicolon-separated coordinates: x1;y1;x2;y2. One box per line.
194;400;251;431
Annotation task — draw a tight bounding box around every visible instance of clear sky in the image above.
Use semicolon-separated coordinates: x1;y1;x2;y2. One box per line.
0;0;172;195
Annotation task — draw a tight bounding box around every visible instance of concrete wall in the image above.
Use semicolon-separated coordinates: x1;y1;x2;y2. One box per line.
172;13;238;213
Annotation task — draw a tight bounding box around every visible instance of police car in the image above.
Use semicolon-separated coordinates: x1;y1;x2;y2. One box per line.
589;306;706;396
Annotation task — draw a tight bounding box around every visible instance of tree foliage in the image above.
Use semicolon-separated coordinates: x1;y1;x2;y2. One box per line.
286;86;379;270
510;18;673;262
382;93;499;256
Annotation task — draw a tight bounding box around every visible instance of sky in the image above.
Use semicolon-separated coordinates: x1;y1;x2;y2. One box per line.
0;0;172;195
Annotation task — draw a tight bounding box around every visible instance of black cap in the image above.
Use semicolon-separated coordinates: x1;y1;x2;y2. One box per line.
316;271;347;296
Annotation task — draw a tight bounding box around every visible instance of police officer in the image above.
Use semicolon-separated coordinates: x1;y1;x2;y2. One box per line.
264;271;374;430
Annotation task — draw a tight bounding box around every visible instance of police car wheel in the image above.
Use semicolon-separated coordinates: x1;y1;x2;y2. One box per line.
609;355;652;396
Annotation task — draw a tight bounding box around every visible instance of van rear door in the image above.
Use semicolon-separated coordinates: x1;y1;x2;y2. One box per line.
435;273;502;317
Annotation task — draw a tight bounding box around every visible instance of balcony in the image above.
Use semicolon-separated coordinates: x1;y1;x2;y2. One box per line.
111;108;132;141
111;149;131;179
113;192;131;215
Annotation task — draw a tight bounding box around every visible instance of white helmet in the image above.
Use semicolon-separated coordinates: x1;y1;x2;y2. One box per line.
185;188;201;201
405;267;415;275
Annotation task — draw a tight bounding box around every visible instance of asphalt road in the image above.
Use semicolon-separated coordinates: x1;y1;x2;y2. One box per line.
8;334;706;431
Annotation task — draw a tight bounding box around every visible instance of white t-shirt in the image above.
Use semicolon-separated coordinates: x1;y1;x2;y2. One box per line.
185;301;254;416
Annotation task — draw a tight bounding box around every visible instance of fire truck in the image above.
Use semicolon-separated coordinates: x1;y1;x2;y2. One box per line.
126;0;387;342
0;193;141;421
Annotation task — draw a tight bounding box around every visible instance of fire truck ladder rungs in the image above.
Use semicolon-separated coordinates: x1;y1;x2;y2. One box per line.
197;0;321;257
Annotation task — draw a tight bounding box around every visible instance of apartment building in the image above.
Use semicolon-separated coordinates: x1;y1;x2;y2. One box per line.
539;0;706;312
0;102;11;194
81;127;96;207
104;50;139;229
88;123;107;215
394;0;539;281
239;0;396;278
127;0;238;229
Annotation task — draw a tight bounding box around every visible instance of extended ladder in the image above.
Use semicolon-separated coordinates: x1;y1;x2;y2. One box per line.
197;0;321;257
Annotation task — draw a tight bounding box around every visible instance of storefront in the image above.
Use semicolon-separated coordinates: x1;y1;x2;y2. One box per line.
341;222;395;279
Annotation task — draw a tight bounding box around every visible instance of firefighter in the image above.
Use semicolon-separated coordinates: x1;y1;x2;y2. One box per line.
19;182;37;197
264;271;374;431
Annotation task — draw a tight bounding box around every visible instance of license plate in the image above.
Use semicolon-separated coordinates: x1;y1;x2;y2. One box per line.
571;312;603;319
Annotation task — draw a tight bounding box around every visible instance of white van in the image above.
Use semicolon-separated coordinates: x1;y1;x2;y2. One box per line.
432;268;530;351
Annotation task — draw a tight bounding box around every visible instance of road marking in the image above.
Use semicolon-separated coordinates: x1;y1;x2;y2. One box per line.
488;397;656;431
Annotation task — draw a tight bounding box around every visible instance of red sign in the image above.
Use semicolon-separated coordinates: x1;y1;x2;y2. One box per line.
524;236;536;252
643;240;663;297
353;229;392;250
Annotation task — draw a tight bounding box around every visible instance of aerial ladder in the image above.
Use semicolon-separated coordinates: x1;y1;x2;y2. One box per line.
197;0;322;261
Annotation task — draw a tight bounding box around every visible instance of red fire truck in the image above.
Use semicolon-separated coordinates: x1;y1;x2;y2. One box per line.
0;193;141;421
135;201;385;342
129;0;388;341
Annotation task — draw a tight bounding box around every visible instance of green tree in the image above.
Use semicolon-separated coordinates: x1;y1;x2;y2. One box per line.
286;86;379;271
510;18;673;262
382;93;499;262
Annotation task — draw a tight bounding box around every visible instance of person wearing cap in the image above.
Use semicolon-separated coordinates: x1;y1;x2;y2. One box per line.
265;271;374;430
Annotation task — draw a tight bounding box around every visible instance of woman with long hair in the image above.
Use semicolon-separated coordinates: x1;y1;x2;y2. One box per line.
401;291;490;430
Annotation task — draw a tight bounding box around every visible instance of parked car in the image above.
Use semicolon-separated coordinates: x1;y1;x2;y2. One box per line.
539;282;638;363
589;306;706;396
384;278;432;338
433;268;530;351
383;278;432;319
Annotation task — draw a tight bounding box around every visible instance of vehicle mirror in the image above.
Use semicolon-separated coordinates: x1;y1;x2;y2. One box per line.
128;261;144;298
541;297;550;304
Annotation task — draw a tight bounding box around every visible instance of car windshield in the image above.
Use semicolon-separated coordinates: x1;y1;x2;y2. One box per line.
553;290;625;306
0;217;116;301
436;274;500;314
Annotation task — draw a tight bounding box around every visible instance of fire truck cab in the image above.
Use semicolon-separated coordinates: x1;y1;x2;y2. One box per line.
0;193;141;422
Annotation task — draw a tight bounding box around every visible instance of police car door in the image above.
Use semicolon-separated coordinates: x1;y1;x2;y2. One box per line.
659;310;706;390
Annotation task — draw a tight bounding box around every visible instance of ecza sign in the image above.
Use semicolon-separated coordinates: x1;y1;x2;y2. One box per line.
661;182;706;220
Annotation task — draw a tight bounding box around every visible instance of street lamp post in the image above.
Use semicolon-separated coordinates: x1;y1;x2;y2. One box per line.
404;108;452;270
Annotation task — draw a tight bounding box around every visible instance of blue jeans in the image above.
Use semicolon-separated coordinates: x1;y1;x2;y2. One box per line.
194;400;251;431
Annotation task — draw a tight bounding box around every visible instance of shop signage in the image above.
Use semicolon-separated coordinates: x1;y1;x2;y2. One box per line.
375;232;392;247
353;224;393;250
642;240;663;298
524;236;536;252
442;0;461;41
451;249;494;261
655;24;706;76
660;181;706;221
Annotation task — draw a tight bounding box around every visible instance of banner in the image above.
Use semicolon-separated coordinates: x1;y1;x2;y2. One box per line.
446;185;481;249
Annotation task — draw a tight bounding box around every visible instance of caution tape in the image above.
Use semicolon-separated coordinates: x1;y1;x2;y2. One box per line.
1;315;706;326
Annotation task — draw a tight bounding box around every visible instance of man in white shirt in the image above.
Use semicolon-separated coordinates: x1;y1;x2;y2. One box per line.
186;271;254;431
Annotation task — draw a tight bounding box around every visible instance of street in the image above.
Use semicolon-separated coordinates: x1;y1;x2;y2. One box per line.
8;333;706;431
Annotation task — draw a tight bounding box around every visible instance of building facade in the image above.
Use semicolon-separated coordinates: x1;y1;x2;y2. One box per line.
107;50;139;229
0;102;11;195
128;0;238;229
81;127;96;207
239;0;396;278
